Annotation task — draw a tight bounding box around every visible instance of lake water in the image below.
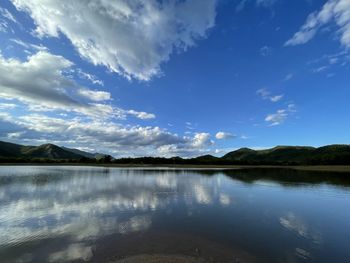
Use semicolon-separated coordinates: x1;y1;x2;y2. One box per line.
0;166;350;263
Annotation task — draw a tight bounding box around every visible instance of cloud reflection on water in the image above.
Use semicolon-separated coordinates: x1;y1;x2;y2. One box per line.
279;212;322;244
0;167;232;262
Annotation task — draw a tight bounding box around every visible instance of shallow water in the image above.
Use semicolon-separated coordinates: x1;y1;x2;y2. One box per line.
0;166;349;263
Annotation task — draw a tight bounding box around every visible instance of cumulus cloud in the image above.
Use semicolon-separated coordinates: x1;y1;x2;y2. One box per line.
10;114;180;146
285;0;350;48
191;133;214;148
265;104;296;126
0;113;215;157
0;51;78;109
12;0;217;81
0;52;82;109
0;51;154;120
156;132;214;157
215;132;236;140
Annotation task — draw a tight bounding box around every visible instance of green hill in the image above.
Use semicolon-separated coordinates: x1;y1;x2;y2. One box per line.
61;146;107;160
223;145;350;165
0;141;86;160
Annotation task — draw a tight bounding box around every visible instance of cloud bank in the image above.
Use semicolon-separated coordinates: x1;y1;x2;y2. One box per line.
11;0;217;81
0;51;154;120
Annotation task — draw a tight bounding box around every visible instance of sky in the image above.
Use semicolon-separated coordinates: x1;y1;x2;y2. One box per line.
0;0;349;157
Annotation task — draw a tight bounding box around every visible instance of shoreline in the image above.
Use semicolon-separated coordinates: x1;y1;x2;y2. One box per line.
1;163;350;172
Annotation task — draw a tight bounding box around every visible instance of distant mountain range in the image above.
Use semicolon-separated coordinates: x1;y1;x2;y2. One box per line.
1;140;350;165
0;141;108;160
224;145;350;164
192;145;350;165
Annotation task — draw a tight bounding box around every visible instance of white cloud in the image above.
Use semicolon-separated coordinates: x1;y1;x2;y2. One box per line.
236;0;249;12
256;88;284;103
265;109;288;126
77;88;111;102
260;45;272;56
10;38;48;52
236;0;278;11
307;50;349;73
0;113;216;157
12;0;217;81
284;73;293;81
0;51;115;117
285;0;350;48
265;104;296;126
0;51;77;110
215;132;236;140
127;110;155;120
0;7;19;33
77;69;104;86
256;0;277;7
270;94;284;102
256;88;270;99
0;103;17;110
313;65;329;73
192;132;214;148
156;133;214;157
0;7;18;24
0;51;154;120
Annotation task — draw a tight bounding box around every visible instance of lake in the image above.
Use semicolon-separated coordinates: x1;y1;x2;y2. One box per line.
0;166;349;263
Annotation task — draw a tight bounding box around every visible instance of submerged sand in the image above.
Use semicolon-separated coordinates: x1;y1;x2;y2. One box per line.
113;254;205;263
100;231;255;263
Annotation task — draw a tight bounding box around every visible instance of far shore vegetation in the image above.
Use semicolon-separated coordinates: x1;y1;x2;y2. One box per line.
1;140;350;172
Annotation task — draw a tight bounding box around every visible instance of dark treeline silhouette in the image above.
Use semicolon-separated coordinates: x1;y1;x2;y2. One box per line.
1;154;350;165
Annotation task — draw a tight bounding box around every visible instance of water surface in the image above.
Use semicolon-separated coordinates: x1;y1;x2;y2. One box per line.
0;166;349;262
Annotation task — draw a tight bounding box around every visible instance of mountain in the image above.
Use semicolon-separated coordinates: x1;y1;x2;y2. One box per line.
0;141;89;160
61;147;107;160
222;147;257;161
223;145;350;165
192;154;220;162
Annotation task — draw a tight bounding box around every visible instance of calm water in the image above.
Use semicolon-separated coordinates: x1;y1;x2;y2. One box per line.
0;166;350;263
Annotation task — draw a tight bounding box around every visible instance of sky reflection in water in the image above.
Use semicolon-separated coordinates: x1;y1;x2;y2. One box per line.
0;166;350;263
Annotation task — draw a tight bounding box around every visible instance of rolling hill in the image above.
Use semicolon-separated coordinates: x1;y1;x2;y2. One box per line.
0;141;92;160
222;145;350;165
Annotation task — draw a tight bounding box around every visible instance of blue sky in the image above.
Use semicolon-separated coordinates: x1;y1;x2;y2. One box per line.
0;0;349;157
